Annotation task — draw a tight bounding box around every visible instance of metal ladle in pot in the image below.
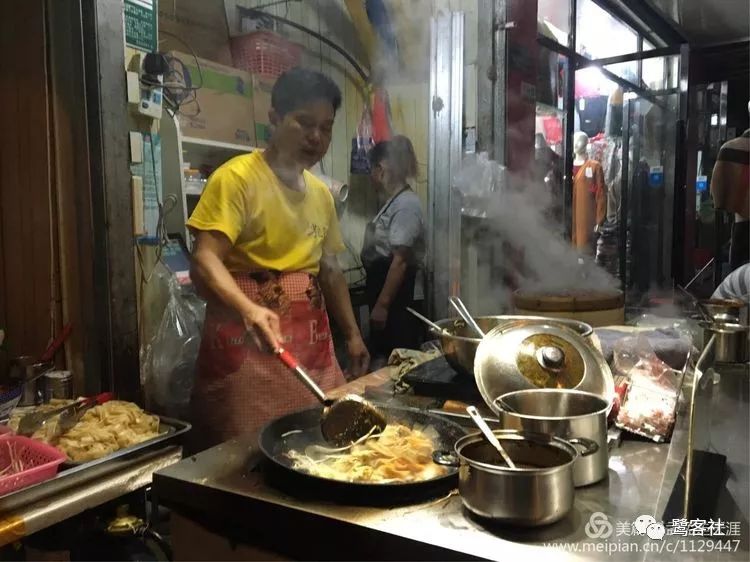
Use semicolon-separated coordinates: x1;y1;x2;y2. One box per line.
406;307;450;334
449;296;485;338
276;348;386;447
465;405;517;469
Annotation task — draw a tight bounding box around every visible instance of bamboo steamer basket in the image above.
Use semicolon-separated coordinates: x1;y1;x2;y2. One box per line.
513;289;625;327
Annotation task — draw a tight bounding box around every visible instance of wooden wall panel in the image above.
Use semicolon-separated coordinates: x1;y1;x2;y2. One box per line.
47;0;99;394
0;0;57;367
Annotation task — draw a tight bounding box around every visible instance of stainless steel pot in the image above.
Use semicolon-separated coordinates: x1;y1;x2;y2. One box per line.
433;429;589;526
9;356;53;407
699;317;749;364
432;315;594;378
494;389;610;487
474;323;615;411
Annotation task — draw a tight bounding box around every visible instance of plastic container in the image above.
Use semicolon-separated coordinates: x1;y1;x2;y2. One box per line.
0;435;67;496
0;385;23;421
183;169;205;195
230;31;301;78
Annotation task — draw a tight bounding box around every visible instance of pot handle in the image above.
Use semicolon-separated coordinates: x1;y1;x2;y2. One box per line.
432;450;460;467
568;437;599;457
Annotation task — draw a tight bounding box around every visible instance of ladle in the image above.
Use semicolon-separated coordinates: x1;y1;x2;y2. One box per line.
465;405;517;469
276;348;386;447
406;307;449;334
449;296;485;338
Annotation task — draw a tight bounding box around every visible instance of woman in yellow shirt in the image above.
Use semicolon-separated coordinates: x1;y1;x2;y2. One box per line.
187;68;369;449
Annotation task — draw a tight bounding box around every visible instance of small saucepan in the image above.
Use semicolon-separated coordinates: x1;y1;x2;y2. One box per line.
495;389;610;487
433;429;591;526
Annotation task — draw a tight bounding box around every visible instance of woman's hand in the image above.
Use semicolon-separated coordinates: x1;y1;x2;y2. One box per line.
242;303;282;350
346;334;370;377
370;302;389;331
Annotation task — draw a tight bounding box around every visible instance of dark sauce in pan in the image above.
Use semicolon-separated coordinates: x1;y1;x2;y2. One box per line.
461;439;572;469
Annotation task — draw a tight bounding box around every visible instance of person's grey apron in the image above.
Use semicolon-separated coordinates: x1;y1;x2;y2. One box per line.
361;188;419;356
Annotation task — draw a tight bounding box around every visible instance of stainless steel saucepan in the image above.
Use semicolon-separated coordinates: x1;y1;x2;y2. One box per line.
433;429;591;526
495;389;610;487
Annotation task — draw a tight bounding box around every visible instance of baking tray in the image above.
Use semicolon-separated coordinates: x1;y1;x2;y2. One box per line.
0;416;190;512
61;420;179;467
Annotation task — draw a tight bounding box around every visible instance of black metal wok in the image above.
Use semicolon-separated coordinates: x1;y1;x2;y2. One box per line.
258;405;467;505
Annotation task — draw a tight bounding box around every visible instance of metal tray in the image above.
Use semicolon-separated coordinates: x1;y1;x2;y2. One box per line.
0;416;191;512
61;421;178;467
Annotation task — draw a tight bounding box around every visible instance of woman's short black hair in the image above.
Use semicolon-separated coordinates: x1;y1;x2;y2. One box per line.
271;68;342;117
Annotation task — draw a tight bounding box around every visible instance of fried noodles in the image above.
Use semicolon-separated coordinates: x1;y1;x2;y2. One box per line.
286;424;446;483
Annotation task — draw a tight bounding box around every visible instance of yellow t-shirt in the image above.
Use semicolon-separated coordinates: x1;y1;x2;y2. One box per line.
187;151;344;275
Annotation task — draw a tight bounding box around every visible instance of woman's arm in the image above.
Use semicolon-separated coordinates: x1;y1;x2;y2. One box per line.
191;230;282;348
370;247;411;330
319;254;370;376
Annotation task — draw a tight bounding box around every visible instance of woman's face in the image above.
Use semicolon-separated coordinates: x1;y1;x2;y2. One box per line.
370;161;386;191
270;99;335;169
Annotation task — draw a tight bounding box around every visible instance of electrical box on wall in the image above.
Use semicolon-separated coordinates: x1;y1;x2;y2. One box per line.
127;52;165;120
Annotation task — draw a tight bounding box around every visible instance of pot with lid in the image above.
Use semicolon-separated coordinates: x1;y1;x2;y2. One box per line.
431;315;594;378
474;322;614;413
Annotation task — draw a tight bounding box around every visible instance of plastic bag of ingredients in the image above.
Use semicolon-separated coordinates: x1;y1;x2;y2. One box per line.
614;336;685;442
141;274;205;419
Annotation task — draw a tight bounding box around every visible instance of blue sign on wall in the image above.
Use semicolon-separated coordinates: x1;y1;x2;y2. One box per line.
649;165;664;187
696;175;708;193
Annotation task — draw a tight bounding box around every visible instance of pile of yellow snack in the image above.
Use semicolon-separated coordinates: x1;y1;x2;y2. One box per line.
10;400;161;462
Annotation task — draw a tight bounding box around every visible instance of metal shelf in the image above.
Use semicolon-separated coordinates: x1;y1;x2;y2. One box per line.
181;136;255;153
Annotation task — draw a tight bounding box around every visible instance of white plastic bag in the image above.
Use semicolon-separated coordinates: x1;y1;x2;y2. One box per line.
141;275;205;419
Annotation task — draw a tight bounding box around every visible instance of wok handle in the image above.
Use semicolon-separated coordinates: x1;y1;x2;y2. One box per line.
275;348;328;405
432;450;460;467
568;437;599;457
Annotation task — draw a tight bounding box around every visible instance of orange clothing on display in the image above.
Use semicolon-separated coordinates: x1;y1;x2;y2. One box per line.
572;159;606;252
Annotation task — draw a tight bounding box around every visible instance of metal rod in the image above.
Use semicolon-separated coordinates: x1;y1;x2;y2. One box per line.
537;35;664;108
589;0;686;46
449;296;485;338
684;258;714;291
238;7;370;82
563;0;576;241
407;307;447;334
577;46;679;68
619;99;632;292
684;334;716;518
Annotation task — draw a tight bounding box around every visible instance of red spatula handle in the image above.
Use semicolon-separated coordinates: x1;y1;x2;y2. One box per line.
94;392;115;405
276;348;299;370
275;348;327;404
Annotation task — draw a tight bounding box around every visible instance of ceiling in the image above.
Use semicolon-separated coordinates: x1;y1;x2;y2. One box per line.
650;0;750;44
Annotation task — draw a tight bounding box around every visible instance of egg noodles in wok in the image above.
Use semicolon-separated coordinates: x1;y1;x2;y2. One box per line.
286;423;446;483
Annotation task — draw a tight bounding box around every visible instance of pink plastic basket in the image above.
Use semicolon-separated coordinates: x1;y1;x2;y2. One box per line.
230;31;302;78
0;435;67;496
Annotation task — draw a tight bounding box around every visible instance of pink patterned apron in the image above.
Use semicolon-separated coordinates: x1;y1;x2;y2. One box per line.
190;271;345;450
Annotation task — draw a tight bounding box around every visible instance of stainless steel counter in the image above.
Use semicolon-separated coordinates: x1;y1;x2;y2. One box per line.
0;446;182;546
154;384;748;562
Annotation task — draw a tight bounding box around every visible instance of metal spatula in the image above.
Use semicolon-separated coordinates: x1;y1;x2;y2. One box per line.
275;348;386;446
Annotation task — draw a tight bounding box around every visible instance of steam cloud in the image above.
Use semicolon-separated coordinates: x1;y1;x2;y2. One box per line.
453;152;619;311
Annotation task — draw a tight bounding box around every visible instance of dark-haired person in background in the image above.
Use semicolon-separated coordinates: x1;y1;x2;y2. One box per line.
187;68;369;449
361;136;425;362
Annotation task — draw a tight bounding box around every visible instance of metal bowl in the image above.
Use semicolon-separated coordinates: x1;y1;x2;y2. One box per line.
431;315;593;378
